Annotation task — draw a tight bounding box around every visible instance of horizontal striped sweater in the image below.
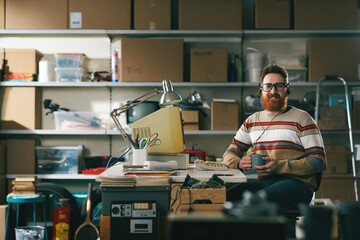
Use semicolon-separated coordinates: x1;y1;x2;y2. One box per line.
223;106;326;192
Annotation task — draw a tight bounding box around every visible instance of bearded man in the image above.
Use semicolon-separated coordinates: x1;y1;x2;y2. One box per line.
223;64;327;212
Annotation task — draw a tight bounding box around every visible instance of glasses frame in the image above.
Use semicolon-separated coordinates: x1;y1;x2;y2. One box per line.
259;83;289;92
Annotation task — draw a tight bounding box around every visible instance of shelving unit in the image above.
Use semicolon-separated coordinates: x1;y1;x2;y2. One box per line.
1;28;360;183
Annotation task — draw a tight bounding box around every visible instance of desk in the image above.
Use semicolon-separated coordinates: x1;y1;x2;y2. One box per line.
99;164;247;216
99;165;247;240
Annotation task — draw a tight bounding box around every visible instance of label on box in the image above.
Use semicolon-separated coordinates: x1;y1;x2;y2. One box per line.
70;12;82;28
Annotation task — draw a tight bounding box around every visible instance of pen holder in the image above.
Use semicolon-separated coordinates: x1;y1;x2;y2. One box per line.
131;148;148;166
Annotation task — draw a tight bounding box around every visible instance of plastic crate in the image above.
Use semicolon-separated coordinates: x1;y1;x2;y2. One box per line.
36;145;83;174
268;54;306;68
287;68;307;82
54;111;110;130
329;94;353;109
55;53;84;68
55;68;83;82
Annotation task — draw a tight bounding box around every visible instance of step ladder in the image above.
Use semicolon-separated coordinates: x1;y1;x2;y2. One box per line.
315;75;358;201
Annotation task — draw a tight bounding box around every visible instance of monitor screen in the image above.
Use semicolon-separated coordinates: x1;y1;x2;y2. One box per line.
126;101;160;124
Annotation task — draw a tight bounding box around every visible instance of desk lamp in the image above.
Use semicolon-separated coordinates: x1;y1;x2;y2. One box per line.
110;79;182;150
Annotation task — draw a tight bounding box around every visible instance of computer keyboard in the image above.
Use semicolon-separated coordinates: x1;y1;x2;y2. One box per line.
195;160;228;171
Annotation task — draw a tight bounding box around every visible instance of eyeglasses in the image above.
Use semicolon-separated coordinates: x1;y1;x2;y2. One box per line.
260;83;289;92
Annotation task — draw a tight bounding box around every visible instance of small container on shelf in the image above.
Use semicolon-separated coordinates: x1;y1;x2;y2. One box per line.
55;68;83;82
53;111;110;130
267;54;306;69
287;68;307;82
36;145;84;174
55;53;85;68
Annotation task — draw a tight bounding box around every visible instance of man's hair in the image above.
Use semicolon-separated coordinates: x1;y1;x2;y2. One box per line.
260;64;289;84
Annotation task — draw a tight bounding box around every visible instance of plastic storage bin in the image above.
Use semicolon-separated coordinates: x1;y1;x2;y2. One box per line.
36;145;83;174
15;226;45;240
55;53;84;68
54;111;110;130
287;68;307;82
329;94;353;109
268;54;306;68
55;68;83;82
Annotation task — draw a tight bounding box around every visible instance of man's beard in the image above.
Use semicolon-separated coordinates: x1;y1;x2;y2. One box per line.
261;92;288;112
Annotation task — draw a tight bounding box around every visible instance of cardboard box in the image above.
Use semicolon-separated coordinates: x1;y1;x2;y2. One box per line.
0;141;5;174
211;101;239;130
0;176;5;204
69;0;130;29
316;176;359;202
294;0;358;30
5;49;43;74
134;0;171;30
0;48;4;71
0;205;7;240
182;110;199;123
1;87;42;130
179;0;242;30
318;106;347;130
324;145;349;174
255;0;291;29
171;184;226;213
0;0;4;29
353;101;360;129
120;38;183;82
190;48;228;82
183;124;199;131
100;215;110;240
307;38;360;82
6;0;67;29
6;139;36;174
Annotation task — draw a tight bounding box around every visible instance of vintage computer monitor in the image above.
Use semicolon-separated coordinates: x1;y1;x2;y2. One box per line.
131;106;185;155
126;101;160;124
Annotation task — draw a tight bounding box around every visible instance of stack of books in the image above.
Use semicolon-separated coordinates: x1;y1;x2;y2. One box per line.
97;175;136;187
96;166;175;187
12;176;39;195
124;169;174;186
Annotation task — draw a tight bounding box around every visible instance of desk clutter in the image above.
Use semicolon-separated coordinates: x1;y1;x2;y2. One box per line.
96;164;177;187
171;174;226;213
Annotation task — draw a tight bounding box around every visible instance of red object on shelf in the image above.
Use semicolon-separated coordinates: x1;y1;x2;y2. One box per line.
181;149;207;163
82;167;106;175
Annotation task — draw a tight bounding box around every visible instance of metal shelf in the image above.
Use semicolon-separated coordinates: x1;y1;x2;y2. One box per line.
0;129;108;135
0;129;238;136
6;174;97;180
1;81;359;88
1;29;360;38
243;29;360;38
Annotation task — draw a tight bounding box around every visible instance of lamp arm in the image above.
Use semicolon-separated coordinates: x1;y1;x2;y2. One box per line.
110;88;162;149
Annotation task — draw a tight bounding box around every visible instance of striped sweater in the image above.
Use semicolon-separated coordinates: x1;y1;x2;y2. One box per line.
223;106;326;192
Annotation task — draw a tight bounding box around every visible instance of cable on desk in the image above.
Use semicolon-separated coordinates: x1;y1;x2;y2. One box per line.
170;184;183;213
106;146;130;169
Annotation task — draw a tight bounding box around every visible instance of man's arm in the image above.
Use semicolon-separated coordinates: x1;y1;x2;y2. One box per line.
223;129;252;169
274;118;326;176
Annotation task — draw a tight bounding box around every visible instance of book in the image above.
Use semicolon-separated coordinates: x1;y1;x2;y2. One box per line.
15;176;38;182
13;185;35;191
135;176;170;187
12;180;38;185
12;189;36;195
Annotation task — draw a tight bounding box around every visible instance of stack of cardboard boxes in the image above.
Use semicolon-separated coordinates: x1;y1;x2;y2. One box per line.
255;0;357;30
182;110;200;131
